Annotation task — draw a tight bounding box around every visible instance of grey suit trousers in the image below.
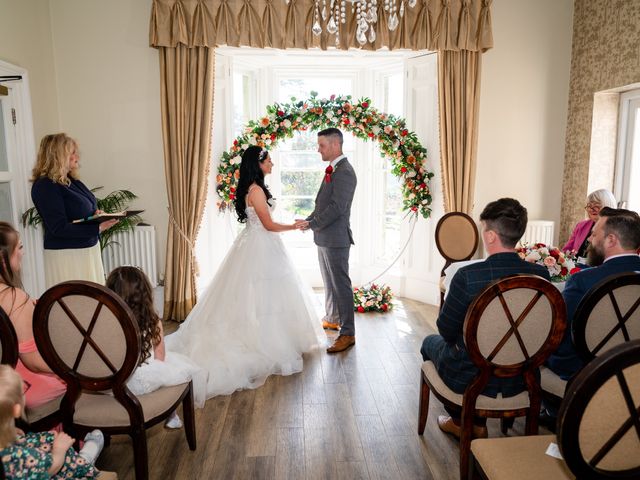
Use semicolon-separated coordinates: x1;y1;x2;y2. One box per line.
318;246;354;336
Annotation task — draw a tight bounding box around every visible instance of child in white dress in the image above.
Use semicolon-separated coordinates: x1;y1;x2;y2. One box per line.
106;267;207;427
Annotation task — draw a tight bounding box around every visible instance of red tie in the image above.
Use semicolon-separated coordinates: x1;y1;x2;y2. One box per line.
324;165;334;183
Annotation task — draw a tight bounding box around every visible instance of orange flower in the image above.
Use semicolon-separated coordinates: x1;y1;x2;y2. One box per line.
343;102;353;113
216;174;222;183
260;117;270;127
407;155;416;164
234;170;240;179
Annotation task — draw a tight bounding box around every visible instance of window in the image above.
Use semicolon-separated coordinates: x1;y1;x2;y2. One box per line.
615;89;640;213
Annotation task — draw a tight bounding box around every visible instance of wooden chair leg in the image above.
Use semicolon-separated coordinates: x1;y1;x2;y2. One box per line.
131;429;149;480
500;417;515;434
459;423;473;480
524;407;540;436
418;374;430;435
183;383;196;451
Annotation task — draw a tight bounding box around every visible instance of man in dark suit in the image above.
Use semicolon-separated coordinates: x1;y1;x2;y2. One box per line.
297;128;357;353
546;207;640;380
420;198;550;439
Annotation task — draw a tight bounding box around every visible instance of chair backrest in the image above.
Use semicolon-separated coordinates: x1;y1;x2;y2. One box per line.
435;212;479;274
558;339;640;478
33;281;141;398
572;272;640;362
463;274;566;395
0;305;18;367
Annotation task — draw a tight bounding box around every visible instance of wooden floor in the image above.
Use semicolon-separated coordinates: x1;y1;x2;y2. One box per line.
97;296;544;479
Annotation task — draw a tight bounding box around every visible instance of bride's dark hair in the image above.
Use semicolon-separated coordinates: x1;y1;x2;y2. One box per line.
234;145;273;223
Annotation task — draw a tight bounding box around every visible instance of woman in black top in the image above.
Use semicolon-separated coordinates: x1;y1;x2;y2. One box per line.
30;133;118;287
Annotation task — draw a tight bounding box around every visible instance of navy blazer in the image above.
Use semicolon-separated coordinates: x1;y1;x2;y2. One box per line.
31;177;100;250
546;254;640;380
433;252;550;397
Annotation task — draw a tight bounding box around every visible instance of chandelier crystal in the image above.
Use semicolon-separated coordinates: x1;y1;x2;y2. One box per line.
301;0;416;45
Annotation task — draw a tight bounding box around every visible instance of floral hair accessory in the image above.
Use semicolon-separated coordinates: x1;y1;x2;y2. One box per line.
258;148;268;161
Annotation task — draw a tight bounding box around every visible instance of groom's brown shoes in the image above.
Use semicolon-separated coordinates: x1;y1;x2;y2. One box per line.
322;320;340;331
326;335;355;353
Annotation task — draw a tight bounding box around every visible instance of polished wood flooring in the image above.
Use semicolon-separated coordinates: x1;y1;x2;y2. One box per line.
97;296;544;479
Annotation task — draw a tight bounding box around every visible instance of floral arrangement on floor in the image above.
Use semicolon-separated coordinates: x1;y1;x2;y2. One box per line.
216;92;434;218
353;283;394;313
516;243;581;282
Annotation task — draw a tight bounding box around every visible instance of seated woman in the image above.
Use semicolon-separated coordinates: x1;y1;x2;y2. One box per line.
0;222;66;409
563;188;616;263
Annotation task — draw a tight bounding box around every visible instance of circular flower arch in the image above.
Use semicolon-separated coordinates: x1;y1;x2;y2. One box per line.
216;93;435;218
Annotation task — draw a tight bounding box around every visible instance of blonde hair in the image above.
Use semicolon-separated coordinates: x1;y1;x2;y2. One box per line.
31;133;78;185
0;365;22;449
587;189;617;209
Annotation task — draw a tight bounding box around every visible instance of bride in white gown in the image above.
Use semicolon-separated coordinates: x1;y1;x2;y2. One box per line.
166;146;321;398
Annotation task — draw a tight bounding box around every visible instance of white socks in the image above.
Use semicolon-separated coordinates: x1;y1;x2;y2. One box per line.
78;429;104;465
165;410;183;429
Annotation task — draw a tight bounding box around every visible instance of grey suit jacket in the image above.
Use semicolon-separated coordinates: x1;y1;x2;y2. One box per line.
307;158;357;247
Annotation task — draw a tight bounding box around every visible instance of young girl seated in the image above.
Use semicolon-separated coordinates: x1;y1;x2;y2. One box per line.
106;267;207;428
0;365;104;479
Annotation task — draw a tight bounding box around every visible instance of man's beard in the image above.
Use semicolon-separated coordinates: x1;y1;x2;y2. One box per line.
586;243;605;267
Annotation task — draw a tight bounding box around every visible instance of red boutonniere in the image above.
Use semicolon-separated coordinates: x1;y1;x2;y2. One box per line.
324;165;334;183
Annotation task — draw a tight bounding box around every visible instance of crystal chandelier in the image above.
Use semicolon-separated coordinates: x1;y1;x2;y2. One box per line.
284;0;417;47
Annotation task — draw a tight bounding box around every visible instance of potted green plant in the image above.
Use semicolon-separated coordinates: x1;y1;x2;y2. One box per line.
21;187;143;251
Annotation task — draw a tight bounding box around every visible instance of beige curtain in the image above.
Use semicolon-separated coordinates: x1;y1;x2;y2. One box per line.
149;0;493;51
438;50;482;214
150;0;492;319
159;45;214;321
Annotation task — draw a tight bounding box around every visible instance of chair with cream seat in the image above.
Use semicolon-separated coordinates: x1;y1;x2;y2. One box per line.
418;274;566;480
541;271;640;406
435;212;479;310
33;281;196;480
471;339;640;480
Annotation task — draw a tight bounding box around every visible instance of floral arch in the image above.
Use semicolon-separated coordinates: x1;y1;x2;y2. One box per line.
216;93;434;218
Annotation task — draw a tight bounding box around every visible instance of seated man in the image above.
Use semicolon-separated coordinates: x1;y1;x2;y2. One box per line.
547;207;640;380
420;198;550;439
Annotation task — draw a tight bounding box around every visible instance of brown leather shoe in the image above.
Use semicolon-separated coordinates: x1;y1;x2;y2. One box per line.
437;415;488;439
322;320;340;331
326;335;355;353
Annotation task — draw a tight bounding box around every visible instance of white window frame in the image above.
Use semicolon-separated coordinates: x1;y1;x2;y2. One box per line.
614;88;640;211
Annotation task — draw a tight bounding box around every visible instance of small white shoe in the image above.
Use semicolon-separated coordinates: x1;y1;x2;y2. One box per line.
79;429;104;464
165;411;183;429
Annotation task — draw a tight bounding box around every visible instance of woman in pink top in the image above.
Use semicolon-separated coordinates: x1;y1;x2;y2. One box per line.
0;221;66;409
563;189;617;261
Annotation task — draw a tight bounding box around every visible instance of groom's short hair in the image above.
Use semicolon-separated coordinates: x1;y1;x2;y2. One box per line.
318;128;343;146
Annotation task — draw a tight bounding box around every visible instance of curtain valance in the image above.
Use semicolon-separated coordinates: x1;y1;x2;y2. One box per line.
150;0;493;52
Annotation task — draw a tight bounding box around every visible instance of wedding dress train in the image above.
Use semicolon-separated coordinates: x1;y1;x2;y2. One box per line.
165;203;320;398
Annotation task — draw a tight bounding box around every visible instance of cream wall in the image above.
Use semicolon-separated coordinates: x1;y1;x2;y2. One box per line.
0;0;59;141
48;0;167;280
474;0;573;245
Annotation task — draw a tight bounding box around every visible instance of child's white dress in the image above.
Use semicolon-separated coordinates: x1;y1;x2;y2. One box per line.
126;349;208;408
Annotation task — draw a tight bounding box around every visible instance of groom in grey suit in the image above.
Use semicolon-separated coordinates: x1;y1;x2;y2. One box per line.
298;128;358;353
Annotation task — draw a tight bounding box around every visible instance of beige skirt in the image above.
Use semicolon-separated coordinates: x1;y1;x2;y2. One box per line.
44;243;105;288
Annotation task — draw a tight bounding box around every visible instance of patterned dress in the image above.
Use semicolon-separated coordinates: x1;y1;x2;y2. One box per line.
1;432;97;479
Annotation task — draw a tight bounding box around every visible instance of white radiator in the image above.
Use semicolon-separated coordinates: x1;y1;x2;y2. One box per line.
101;225;158;287
520;220;555;246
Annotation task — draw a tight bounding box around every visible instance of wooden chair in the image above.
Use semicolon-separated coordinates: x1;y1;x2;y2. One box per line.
541;271;640;404
418;274;566;480
33;281;196;480
435;212;479;309
471;339;640;480
0;306;62;431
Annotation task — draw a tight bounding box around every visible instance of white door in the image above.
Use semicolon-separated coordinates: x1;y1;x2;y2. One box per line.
402;52;445;305
0;61;45;296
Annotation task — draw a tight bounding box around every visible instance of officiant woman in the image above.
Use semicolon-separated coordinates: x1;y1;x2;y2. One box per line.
30;133;117;287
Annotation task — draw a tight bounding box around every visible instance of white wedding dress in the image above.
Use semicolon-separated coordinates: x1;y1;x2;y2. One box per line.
165;201;321;398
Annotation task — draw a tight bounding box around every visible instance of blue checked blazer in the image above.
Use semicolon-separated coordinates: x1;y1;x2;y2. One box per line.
433;252;550;397
546;254;640;380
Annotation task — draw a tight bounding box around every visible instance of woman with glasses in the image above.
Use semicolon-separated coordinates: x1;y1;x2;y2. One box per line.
563;189;617;262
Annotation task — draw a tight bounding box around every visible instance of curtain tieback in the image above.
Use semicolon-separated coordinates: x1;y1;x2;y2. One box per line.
167;207;200;277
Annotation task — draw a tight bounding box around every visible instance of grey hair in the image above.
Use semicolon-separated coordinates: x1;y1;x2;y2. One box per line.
587;189;617;208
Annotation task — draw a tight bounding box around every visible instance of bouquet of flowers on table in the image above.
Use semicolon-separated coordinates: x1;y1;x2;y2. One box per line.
516;243;581;282
353;283;394;313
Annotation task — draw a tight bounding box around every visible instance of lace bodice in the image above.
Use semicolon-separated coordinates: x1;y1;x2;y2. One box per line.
245;199;276;230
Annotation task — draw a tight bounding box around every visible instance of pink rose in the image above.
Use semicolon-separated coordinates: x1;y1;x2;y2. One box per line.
543;256;557;267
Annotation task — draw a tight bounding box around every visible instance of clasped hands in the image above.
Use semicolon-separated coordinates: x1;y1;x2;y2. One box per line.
294;219;310;231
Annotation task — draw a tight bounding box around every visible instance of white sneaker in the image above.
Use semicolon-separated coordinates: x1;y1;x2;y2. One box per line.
165;411;183;429
79;429;104;464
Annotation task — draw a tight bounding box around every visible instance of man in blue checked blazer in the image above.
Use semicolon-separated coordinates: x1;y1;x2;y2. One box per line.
421;198;550;438
546;207;640;380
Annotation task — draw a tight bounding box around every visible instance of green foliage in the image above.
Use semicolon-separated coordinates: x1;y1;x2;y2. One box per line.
21;187;142;252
